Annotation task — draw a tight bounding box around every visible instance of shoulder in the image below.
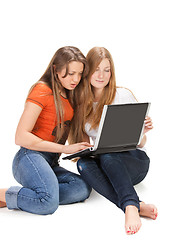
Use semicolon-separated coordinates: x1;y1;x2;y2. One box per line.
31;82;52;95
26;82;52;108
116;86;136;97
113;86;138;103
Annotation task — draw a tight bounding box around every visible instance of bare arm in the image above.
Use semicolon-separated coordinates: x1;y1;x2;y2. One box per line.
137;134;147;148
15;102;91;153
137;116;153;148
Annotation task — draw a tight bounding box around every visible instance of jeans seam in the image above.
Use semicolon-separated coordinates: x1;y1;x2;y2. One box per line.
24;149;50;198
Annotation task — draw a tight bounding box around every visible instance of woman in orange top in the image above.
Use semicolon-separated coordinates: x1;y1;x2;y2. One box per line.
0;46;92;215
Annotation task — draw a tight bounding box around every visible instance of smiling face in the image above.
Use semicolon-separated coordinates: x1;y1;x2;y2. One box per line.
57;61;84;90
90;58;111;90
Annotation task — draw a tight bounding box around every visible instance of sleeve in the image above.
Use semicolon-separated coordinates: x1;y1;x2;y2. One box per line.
26;83;51;108
124;88;138;103
116;87;138;104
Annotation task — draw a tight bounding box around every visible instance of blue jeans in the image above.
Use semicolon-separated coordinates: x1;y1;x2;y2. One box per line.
5;147;91;215
77;150;150;212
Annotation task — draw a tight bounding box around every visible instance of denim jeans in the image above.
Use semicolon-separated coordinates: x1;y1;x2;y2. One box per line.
77;149;150;212
5;147;91;215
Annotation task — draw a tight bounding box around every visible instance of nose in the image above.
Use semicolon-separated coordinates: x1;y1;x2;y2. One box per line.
73;74;80;83
98;70;104;79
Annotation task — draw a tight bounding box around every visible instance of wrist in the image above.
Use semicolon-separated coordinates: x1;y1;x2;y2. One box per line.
58;144;65;154
138;135;147;148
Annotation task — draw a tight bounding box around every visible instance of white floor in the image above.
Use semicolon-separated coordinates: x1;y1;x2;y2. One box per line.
1;1;175;238
0;139;174;240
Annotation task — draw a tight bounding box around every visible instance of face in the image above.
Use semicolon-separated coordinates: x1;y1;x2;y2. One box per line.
57;61;84;90
90;58;111;90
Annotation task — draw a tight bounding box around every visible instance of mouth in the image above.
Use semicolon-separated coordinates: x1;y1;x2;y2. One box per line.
70;84;77;88
96;80;104;83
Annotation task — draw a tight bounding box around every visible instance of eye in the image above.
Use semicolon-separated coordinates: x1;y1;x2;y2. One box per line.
105;69;110;72
68;72;74;76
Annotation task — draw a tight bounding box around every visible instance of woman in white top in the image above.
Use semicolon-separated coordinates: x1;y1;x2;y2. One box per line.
69;47;158;235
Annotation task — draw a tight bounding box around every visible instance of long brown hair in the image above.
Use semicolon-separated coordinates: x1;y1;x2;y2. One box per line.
68;47;116;144
28;46;89;143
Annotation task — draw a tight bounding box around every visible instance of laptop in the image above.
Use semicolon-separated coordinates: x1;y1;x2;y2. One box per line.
62;102;150;160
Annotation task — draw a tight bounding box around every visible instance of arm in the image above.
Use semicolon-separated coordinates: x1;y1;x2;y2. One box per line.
15;102;91;153
137;116;153;148
137;134;147;148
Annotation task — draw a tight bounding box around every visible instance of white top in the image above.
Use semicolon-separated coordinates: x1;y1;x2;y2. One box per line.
85;87;146;152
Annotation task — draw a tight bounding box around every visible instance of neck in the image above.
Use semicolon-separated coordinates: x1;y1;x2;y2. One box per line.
93;88;103;102
59;87;67;99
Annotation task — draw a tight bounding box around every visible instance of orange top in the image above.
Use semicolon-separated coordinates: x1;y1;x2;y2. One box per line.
26;83;74;143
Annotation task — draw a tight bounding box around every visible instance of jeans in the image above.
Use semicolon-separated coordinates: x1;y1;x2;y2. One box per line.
5;147;92;215
77;149;150;212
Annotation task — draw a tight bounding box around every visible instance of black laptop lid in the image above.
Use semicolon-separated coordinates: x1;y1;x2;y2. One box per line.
97;103;149;149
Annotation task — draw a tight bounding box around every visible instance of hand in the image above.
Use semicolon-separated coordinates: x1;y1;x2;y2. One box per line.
143;116;153;134
62;142;93;154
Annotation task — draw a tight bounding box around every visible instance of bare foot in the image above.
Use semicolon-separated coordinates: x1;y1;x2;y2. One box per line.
0;188;8;208
0;201;6;208
125;205;142;235
139;202;158;220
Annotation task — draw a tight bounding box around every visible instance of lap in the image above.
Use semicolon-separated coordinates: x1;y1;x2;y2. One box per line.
79;150;150;186
100;150;150;185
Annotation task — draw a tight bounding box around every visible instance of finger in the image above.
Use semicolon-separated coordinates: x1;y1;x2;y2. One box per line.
145;122;153;127
146;126;153;129
144;118;152;123
82;144;92;148
145;117;152;123
81;146;89;150
81;142;93;147
145;123;153;128
145;120;153;125
145;126;153;132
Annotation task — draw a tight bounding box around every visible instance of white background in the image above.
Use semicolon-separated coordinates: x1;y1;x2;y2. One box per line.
0;0;175;239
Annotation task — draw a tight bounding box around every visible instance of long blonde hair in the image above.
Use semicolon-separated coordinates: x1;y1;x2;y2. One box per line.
28;46;89;143
68;47;116;144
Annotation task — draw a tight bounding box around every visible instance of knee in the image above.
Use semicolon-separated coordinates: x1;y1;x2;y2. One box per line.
76;176;92;201
77;158;88;173
76;160;92;200
59;174;92;205
39;192;59;215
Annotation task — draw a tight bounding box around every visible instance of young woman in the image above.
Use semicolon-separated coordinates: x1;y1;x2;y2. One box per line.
0;46;92;215
69;47;158;235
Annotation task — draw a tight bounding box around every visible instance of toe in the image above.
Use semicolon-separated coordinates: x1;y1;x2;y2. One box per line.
152;206;158;219
136;223;142;232
126;226;132;235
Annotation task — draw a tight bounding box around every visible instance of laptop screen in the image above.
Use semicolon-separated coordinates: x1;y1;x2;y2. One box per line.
97;103;149;148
